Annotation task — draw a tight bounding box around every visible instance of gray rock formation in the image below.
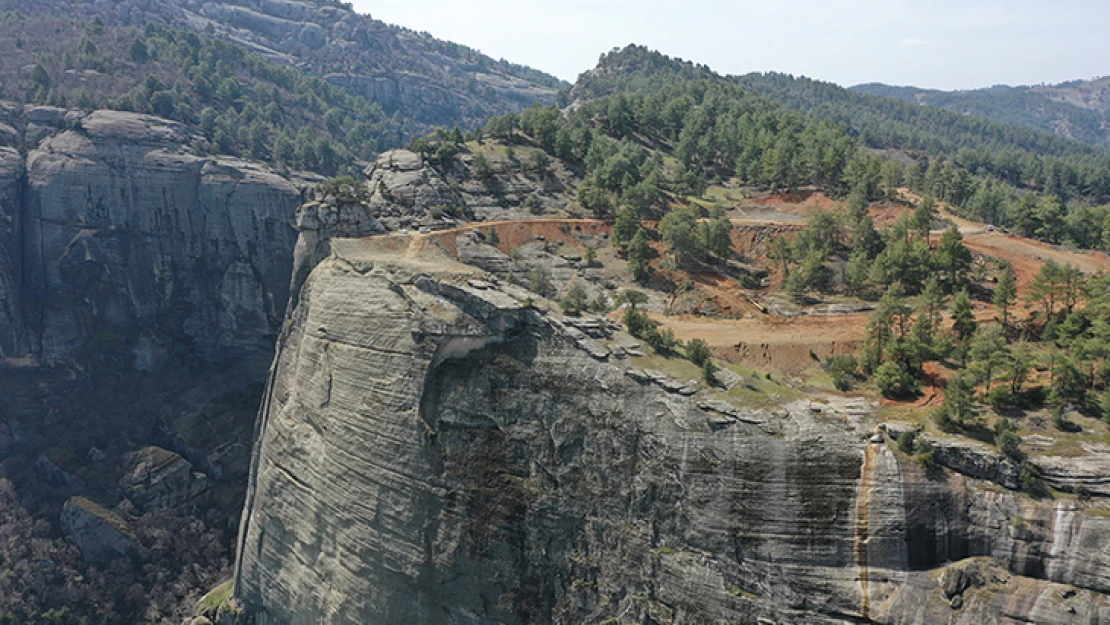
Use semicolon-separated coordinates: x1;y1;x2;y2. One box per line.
232;229;1110;624
121;446;210;512
61;496;140;565
2;108;302;369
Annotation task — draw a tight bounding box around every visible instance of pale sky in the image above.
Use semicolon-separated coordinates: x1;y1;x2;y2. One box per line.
353;0;1110;90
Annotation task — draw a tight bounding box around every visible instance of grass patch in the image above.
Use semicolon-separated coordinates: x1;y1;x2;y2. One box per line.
466;140;513;160
703;185;749;208
714;362;802;408
728;584;761;600
799;366;838;392
629;352;703;384
628;350;802;409
201;580;234;614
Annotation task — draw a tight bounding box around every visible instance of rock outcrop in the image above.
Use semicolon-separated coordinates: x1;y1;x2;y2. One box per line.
121;446;210;512
232;228;1110;624
0;107;301;369
61;496;140;565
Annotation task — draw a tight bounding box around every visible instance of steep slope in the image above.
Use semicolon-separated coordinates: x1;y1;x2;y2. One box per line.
853;80;1110;151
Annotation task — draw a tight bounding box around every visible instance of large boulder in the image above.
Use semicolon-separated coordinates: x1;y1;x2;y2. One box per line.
61;496;139;565
121;446;210;512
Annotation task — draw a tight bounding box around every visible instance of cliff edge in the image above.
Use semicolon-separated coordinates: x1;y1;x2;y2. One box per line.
233;227;1110;624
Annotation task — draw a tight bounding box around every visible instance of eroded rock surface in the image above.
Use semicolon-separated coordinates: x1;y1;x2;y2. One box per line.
233;232;1110;624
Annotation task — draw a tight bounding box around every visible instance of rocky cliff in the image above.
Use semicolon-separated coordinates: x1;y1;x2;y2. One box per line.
0;105;301;368
233;225;1110;624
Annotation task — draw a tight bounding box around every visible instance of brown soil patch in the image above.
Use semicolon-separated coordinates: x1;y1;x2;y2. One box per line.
426;218;612;258
745;189;839;213
961;230;1110;290
648;312;866;375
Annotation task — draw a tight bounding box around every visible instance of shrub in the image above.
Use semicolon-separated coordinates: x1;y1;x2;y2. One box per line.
560;284;588;315
702;359;718;385
934;406;958;433
987;385;1015;411
1021;464;1049;498
584;245;598;267
646;326;680;355
914;439;937;471
873;361;918;398
317;176;369;204
685;338;712;366
622;308;654;339
527;267;553;298
826;354;860;392
896;430;916;454
1076;483;1092;501
994;419;1023;459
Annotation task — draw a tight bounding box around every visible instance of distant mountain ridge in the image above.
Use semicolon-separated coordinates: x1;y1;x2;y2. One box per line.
852;77;1110;150
0;0;566;138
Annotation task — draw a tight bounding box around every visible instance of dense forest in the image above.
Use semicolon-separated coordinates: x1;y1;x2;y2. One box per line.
853;81;1110;151
522;46;1110;252
0;14;408;175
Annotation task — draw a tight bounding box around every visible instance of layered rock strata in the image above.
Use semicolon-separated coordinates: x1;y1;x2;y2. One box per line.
234;233;1110;624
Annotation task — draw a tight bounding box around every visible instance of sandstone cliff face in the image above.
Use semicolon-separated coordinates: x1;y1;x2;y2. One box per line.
234;232;1110;624
3;107;301;368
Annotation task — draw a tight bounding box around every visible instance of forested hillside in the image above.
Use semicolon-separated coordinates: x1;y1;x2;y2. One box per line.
0;0;565;175
538;46;1110;250
853;79;1110;151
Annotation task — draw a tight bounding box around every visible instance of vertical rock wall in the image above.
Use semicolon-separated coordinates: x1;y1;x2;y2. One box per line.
5;109;301;369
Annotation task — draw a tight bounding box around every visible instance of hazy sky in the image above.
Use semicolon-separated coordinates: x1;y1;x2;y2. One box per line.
353;0;1109;90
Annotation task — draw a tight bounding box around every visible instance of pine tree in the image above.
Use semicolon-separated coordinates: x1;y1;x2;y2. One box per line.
993;266;1017;326
951;289;977;349
487;226;500;246
659;206;699;263
769;235;794;276
937;371;980;428
613;203;641;249
969;323;1009;390
935;225;973;289
627;229;652;282
617;288;649;310
911;195;938;243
